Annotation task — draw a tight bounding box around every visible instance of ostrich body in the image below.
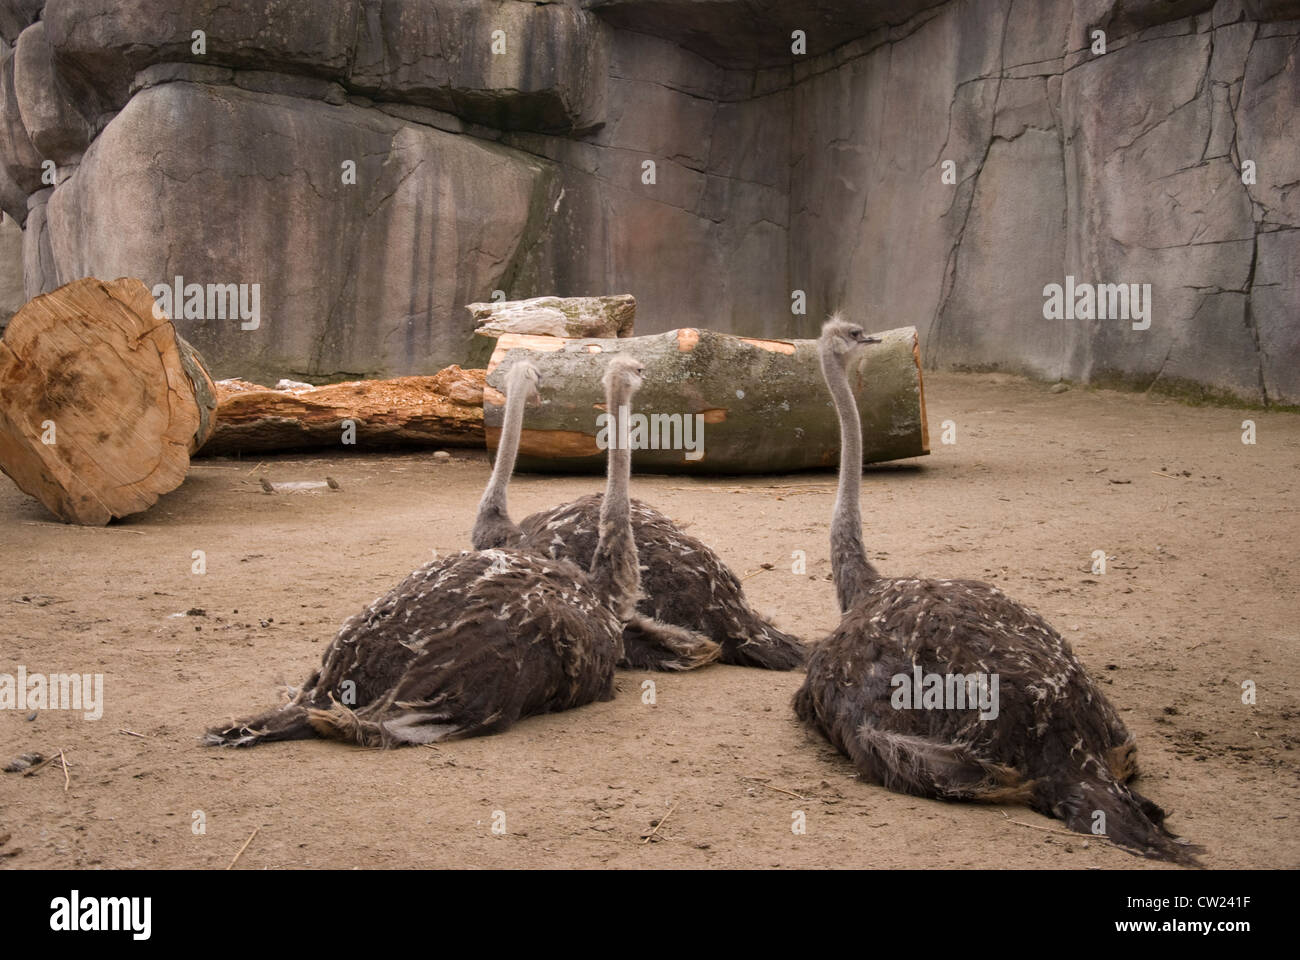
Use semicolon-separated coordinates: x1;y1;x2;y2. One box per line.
793;317;1199;864
473;360;804;671
205;357;649;748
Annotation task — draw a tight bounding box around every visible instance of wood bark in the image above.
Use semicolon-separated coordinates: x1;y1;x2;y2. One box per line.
466;294;636;339
0;276;217;524
484;326;930;474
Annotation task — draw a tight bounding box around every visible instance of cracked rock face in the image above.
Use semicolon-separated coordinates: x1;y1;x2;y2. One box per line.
45;81;548;378
0;0;1295;402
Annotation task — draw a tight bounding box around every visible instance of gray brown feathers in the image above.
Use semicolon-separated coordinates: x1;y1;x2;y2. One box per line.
516;494;805;670
474;357;804;671
207;357;646;751
794;577;1201;864
622;614;722;671
796;316;1201;865
206;549;622;748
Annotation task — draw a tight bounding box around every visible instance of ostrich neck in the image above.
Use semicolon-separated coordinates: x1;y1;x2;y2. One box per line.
823;348;879;611
472;367;529;547
590;390;640;626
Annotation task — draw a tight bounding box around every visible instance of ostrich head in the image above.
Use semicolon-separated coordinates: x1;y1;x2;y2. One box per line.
602;354;645;398
510;359;543;402
820;314;881;363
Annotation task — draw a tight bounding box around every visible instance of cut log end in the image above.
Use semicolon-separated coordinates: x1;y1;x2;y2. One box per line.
0;276;218;524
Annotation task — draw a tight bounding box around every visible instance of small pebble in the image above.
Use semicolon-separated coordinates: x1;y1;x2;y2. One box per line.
3;752;44;773
433;451;451;461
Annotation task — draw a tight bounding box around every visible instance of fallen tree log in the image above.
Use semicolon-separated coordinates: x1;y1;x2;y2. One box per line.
467;294;636;339
484;326;929;474
464;293;635;368
198;366;486;456
0;277;217;524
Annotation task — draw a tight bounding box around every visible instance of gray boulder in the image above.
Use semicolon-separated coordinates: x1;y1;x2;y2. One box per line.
0;0;1292;406
45;81;551;381
0;0;41;45
352;0;608;132
0;211;22;326
0;42;43;194
43;0;358;110
14;22;95;168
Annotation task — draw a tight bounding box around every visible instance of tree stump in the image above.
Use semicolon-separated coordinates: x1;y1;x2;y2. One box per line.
0;276;217;524
200;366;487;455
485;326;930;474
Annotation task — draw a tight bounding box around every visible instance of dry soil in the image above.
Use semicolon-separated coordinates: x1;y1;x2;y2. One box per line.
1;372;1296;869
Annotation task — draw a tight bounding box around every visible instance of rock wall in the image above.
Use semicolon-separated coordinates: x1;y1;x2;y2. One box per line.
789;0;1300;404
0;0;1295;402
0;214;21;327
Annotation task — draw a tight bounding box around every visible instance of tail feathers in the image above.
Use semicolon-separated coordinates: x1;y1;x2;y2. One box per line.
1044;776;1203;866
621;616;722;672
722;620;807;670
204;704;317;748
306;702;461;748
849;723;1035;803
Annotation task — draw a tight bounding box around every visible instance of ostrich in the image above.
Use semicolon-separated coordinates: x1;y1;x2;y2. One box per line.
471;360;538;553
793;316;1200;864
473;355;805;671
205;356;651;748
472;358;719;671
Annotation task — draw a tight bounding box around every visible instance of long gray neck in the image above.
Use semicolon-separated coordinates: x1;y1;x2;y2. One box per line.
820;342;879;612
471;365;529;549
590;389;640;627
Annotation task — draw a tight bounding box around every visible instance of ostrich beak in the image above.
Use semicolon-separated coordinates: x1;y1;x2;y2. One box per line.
864;335;882;344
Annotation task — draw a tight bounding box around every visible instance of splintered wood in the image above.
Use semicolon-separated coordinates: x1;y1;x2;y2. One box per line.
202;366;486;455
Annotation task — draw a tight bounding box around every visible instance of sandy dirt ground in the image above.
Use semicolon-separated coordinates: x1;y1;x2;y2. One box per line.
1;372;1296;870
